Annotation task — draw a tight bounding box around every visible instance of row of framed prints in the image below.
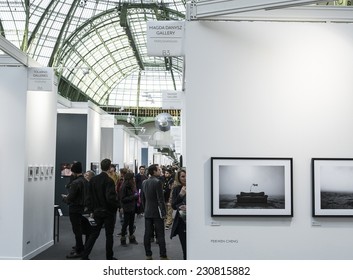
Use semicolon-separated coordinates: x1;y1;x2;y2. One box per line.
28;164;54;180
211;157;353;217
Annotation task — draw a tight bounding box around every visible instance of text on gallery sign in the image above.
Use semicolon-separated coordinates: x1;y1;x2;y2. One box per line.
32;70;49;78
146;21;184;57
148;24;183;36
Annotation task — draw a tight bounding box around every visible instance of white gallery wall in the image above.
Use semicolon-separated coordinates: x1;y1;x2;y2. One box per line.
113;125;125;168
185;20;353;259
0;65;27;259
0;62;57;259
24;88;57;259
87;104;102;168
113;125;145;170
101;114;115;160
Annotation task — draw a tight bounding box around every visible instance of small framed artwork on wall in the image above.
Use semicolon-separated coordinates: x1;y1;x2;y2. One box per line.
49;165;54;177
34;165;40;179
40;165;46;179
91;162;100;175
60;163;72;177
28;165;34;179
211;157;293;217
312;158;353;217
45;165;50;178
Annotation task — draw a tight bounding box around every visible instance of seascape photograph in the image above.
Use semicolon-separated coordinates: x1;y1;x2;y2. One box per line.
319;164;353;209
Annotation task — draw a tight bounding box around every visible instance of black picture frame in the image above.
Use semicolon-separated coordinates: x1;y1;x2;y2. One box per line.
28;165;34;179
211;157;293;217
312;158;353;217
90;162;100;175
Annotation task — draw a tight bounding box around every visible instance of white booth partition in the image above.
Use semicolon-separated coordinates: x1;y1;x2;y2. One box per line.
0;56;57;259
113;125;145;172
185;15;353;259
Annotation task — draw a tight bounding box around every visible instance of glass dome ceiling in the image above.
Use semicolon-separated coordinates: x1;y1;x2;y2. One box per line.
0;0;185;110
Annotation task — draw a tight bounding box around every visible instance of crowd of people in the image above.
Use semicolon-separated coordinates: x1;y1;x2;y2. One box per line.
62;159;187;260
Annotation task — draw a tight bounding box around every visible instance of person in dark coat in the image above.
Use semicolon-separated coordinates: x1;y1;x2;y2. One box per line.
120;172;139;246
61;161;86;258
141;164;168;260
170;169;186;260
80;158;120;260
135;165;147;215
135;165;147;191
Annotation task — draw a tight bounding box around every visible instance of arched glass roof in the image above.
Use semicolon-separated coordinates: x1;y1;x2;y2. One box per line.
0;0;185;109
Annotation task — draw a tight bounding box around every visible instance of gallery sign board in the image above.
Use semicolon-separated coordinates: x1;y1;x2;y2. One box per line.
27;67;53;91
162;90;183;109
147;21;185;57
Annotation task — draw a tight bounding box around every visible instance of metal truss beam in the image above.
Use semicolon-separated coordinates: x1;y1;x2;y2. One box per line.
186;0;328;20
120;3;145;71
48;0;79;66
0;35;40;67
28;0;56;48
190;6;353;22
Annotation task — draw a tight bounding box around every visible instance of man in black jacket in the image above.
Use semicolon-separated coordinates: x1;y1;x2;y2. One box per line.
141;164;168;260
81;158;120;260
62;161;86;258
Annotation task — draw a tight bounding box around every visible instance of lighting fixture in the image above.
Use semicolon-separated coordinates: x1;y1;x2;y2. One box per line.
126;127;146;133
126;114;135;124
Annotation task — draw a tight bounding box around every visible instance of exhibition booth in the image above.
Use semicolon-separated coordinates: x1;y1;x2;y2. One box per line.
185;7;353;259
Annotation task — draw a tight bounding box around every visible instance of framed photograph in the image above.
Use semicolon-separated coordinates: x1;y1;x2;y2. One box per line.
49;165;54;177
312;158;353;217
40;165;46;178
44;165;50;178
113;163;119;171
211;157;293;217
60;163;72;177
28;165;34;179
34;165;40;179
90;162;100;175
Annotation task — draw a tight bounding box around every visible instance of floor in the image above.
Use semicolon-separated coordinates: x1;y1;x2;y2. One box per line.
31;214;183;260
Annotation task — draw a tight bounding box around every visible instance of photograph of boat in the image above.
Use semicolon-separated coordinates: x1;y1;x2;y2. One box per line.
211;157;293;216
